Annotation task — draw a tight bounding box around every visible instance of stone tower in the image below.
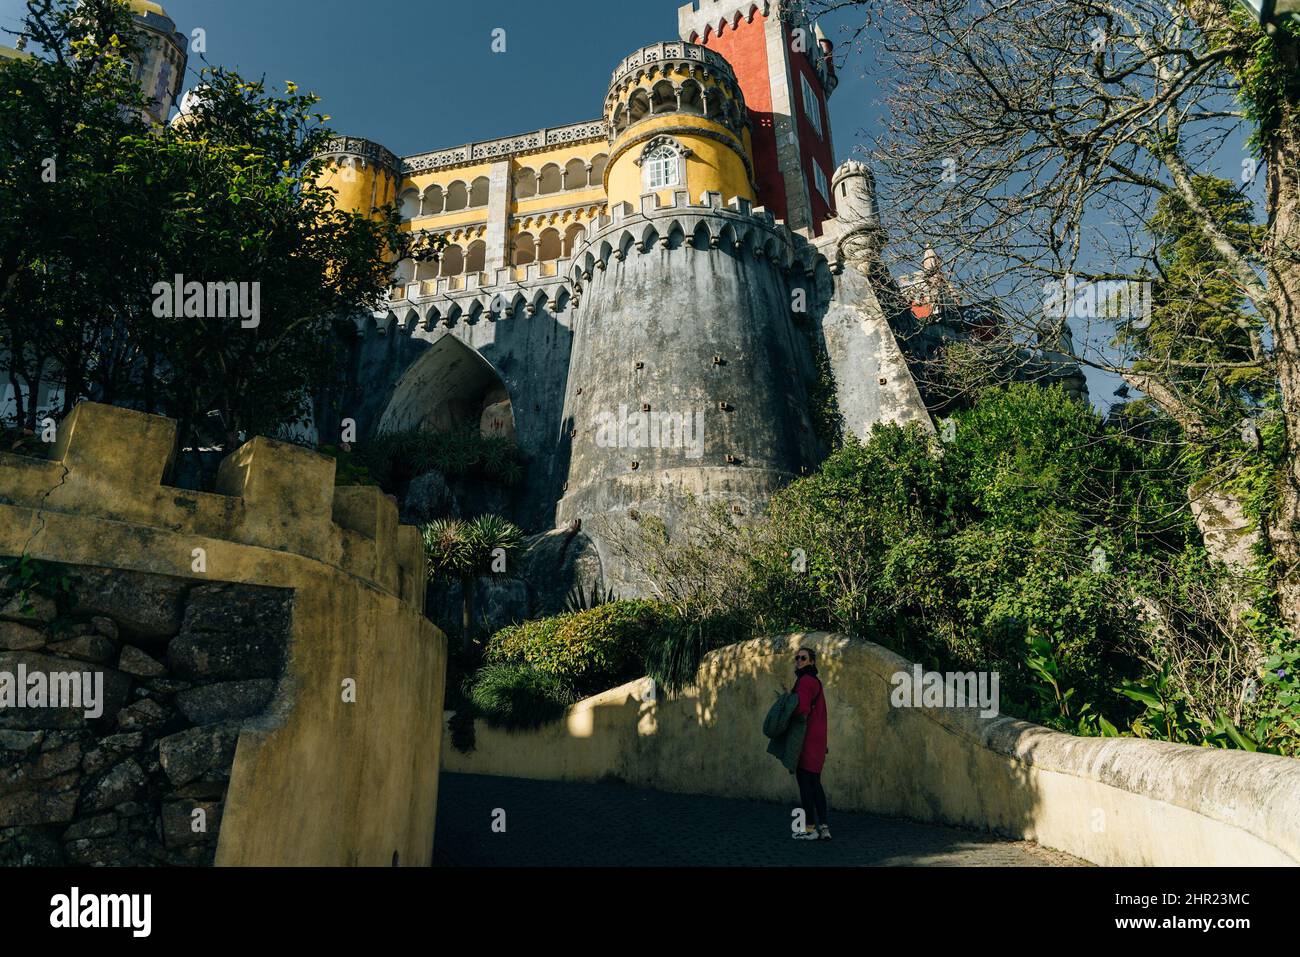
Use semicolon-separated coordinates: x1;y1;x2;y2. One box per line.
126;1;188;126
556;40;822;590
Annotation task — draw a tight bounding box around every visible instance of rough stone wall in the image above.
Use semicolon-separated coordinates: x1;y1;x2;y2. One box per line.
555;193;822;591
1;568;291;866
0;401;446;866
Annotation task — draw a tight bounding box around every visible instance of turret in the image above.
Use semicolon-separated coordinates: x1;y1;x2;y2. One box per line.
125;1;188;126
603;41;755;210
315;136;402;221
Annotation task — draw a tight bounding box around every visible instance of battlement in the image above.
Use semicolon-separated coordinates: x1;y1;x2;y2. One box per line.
0;402;426;610
677;0;773;41
319;136;403;177
608;40;737;90
568;188;806;277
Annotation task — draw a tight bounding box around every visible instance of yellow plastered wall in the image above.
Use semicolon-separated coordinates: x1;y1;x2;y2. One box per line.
606;114;754;208
318;158;397;220
0;402;447;867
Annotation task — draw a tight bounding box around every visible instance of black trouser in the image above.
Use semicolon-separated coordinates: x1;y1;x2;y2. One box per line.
796;766;828;828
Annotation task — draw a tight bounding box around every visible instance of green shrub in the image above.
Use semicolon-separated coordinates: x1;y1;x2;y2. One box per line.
466;663;573;731
485;600;663;697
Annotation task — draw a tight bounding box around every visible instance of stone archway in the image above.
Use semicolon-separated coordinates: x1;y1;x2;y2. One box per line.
377;333;515;442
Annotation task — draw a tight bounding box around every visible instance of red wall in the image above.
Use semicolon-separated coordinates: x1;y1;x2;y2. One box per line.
698;13;789;224
786;25;837;234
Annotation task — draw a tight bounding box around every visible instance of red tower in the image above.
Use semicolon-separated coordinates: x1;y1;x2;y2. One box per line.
678;0;838;236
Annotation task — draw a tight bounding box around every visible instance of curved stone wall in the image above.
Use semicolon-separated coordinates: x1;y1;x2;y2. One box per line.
444;632;1300;866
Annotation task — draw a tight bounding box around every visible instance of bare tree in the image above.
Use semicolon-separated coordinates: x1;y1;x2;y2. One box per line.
813;0;1300;627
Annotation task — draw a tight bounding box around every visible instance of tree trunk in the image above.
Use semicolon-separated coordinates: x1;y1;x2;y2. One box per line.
1265;90;1300;633
461;573;475;658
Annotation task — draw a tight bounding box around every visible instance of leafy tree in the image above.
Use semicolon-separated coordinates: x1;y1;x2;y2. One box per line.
0;0;435;469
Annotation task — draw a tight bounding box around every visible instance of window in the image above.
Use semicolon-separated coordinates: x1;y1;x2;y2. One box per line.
801;74;823;138
644;145;680;190
811;162;830;203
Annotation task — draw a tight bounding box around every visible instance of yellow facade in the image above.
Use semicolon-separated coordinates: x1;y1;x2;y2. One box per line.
606;113;754;209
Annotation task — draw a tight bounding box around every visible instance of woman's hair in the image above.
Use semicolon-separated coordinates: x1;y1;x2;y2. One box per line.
798;647;816;664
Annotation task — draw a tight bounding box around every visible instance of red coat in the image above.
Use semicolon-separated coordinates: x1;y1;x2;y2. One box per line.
794;673;828;773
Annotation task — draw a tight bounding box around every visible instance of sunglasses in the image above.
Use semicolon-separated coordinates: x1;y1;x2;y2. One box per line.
795;655;809;662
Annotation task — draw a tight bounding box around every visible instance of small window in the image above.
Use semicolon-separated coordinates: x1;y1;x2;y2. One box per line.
645;145;680;190
811;163;830;202
801;74;823;139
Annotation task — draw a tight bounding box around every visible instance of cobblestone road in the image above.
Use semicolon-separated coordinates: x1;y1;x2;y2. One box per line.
433;772;1086;867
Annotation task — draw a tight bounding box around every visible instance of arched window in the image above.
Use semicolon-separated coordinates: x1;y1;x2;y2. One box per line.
589;154;609;188
538;228;562;262
422;184;444;216
564;158;588;191
628;88;651;125
441;244;465;276
445;181;468;212
642;142;685;191
651;80;677;115
538;164;562;195
415;258;439;281
515;168;538;200
563;223;586;257
398;189;421;220
466;240;486;273
469;176;490;208
512;232;536;267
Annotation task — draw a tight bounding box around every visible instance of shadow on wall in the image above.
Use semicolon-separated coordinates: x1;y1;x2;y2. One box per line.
444;632;1300;867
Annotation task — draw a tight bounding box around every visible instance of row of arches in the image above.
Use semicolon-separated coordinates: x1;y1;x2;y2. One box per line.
399;177;489;219
398;154;610;219
393;222;592;283
515;154;608;199
610;79;742;135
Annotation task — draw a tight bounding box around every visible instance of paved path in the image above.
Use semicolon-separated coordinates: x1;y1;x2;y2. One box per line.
433;772;1086;867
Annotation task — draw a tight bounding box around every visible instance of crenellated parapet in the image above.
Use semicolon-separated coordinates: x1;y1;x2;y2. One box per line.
0;402;426;610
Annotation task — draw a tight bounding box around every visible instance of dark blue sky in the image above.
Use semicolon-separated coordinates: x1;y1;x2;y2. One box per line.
0;0;878;161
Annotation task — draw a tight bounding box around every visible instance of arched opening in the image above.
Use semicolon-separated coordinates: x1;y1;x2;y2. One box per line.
564;158;588;191
377;335;516;442
415;257;439;281
422;184;444;215
445;181;468;212
398;188;421;220
538;163;562;195
651;80;678;115
589;154;608;188
466;239;486;273
469;176;490;208
612;104;627;132
512;232;536;267
538;228;562;262
515;168;537;200
628;88;651;124
679;79;703;115
393;259;416;283
563;222;586;257
441;244;465;276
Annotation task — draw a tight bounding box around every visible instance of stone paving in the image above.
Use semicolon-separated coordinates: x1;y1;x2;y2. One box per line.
433;772;1086;867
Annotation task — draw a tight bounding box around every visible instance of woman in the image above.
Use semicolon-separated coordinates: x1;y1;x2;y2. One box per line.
791;647;830;841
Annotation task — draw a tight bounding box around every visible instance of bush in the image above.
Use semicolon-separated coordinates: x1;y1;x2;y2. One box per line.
485;600;663;697
466;663;573;731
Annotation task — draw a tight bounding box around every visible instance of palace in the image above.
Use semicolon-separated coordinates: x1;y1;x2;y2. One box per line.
4;1;1087;594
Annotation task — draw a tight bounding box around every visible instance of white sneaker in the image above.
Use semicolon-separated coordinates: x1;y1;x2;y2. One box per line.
792;828;820;840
